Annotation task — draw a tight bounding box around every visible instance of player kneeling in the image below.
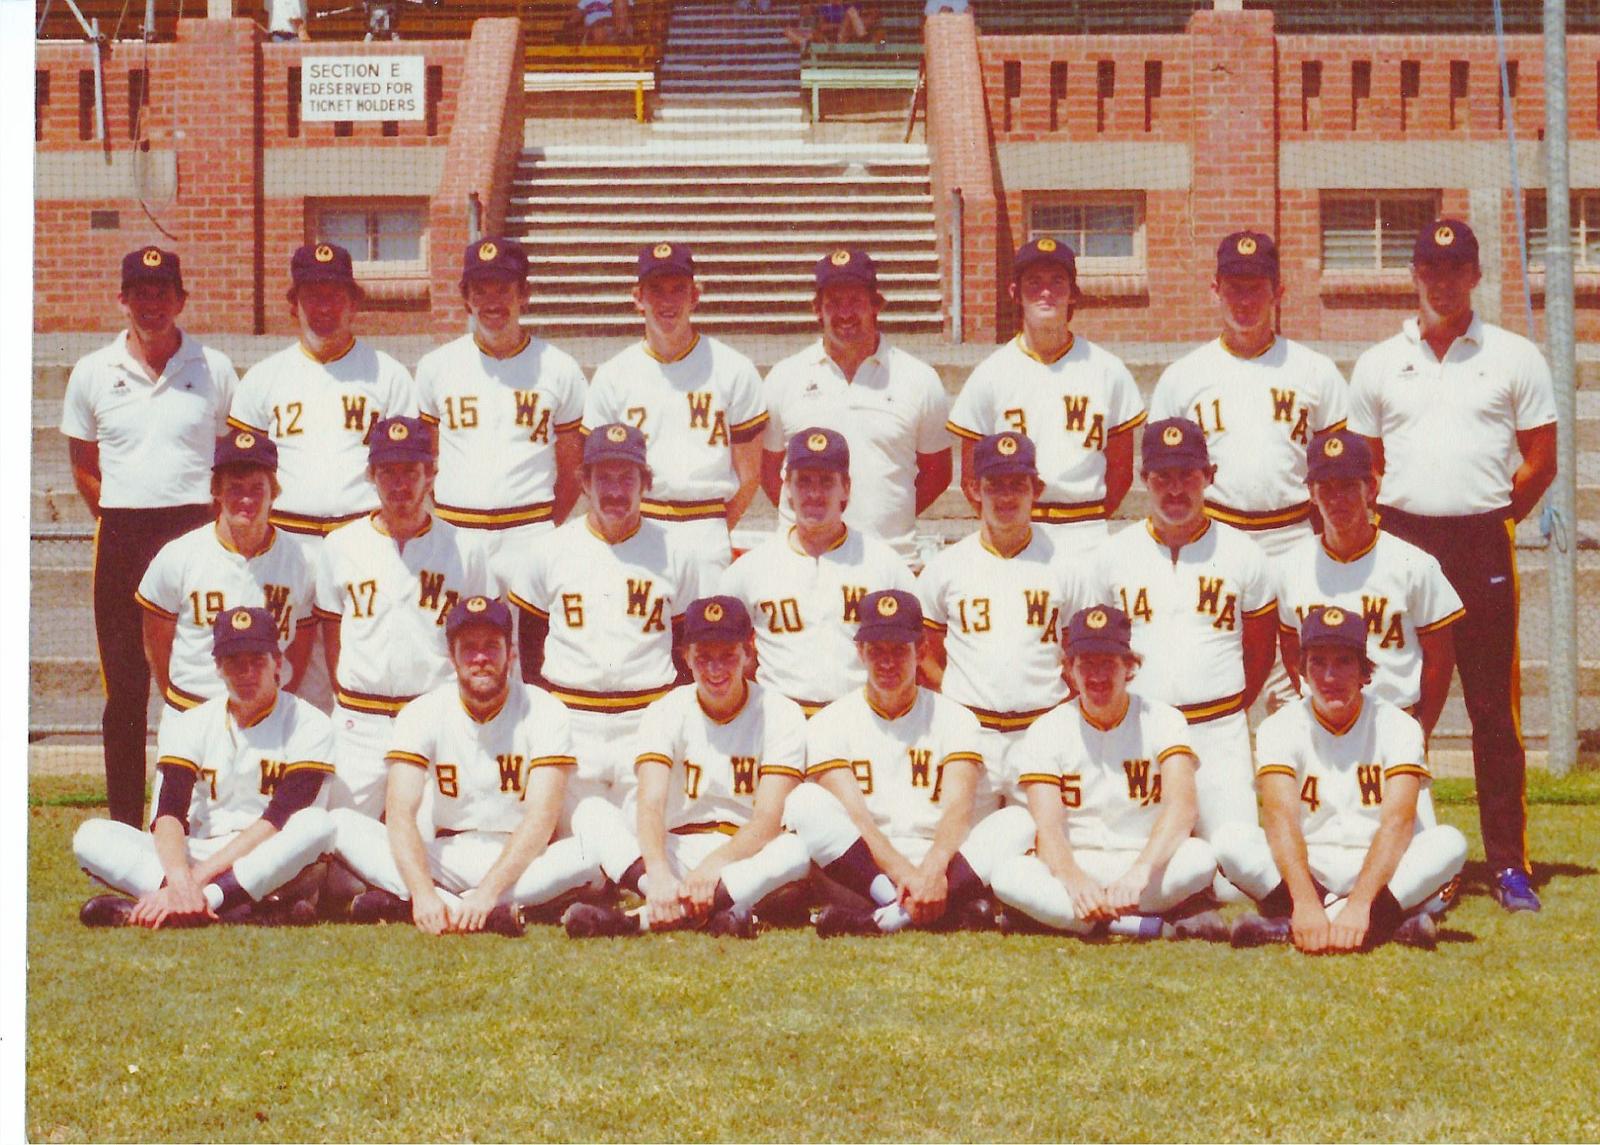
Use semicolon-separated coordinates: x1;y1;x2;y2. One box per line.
566;597;812;939
988;605;1225;940
784;590;1035;937
329;596;601;936
74;607;335;928
1217;606;1467;951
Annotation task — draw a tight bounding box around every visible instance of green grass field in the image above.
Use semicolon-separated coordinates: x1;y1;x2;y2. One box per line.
26;772;1600;1142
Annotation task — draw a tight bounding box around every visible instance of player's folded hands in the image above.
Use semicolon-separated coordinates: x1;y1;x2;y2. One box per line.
1327;901;1371;951
131;882;213;929
411;892;452;935
449;888;498;933
1290;903;1332;953
1059;867;1111;922
900;866;949;925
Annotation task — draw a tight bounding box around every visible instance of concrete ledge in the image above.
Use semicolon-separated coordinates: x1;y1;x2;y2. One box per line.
34;150;177;201
1282;139;1600;190
996;141;1191;191
264;147;447;197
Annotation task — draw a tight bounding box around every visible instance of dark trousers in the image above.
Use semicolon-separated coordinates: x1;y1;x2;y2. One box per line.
1379;505;1528;873
94;504;214;826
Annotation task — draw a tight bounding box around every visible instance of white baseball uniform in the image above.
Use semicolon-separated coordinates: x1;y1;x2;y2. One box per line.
1093;519;1275;836
717;526;915;714
947;334;1145;550
586;334;767;575
762;337;951;558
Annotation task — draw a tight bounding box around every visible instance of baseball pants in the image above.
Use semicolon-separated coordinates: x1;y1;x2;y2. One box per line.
73;808;334;902
1380;506;1528;873
94;503;215;826
563;707;646;831
1249;519;1314;712
571;796;811;908
1035;517;1111;556
1211;821;1468;913
1182;711;1259;838
329;705;401;818
647;514;734;578
329;808;601;909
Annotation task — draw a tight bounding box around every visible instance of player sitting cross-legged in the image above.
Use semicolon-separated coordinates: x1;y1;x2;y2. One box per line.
73;606;335;928
329;596;602;937
985;605;1225;940
564;596;813;939
1217;606;1468;951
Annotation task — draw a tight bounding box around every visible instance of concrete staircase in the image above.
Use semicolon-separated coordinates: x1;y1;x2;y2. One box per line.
654;0;804;140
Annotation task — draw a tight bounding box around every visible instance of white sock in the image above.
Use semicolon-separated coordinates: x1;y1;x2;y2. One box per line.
1324;896;1348;922
1107;915;1164;939
873;903;912;933
868;874;898;907
203;884;225;911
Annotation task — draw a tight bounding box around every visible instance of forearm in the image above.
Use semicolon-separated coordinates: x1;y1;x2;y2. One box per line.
1132;802;1194;875
1345;817;1413;909
1263;810;1320;908
725;442;762;528
921;804;971;873
322;624;341;683
914;461;952;513
1415;664;1453;737
387;820;438;903
191;820;277;886
1035;823;1084;884
142;620;175;698
475;809;559;902
285;623;315;692
1510;456;1556;522
151;818;197;887
637;803;674;878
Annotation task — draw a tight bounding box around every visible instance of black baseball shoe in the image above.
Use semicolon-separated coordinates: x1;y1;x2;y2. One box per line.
703;904;760;939
1230;912;1292;947
79;895;135;928
1390;911;1439;950
481;904;526;938
814;904;881;938
562;902;638;938
350;889;411;925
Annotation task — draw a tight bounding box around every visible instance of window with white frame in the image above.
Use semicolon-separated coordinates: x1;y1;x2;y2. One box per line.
1320;193;1439;270
1027;195;1144;273
1525;192;1600;270
308;200;428;274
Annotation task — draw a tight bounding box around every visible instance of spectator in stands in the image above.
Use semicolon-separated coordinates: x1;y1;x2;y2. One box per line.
569;0;632;43
785;1;871;48
266;0;309;41
924;0;967;14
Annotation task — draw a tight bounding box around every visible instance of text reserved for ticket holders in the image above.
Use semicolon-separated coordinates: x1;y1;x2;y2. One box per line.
301;57;426;122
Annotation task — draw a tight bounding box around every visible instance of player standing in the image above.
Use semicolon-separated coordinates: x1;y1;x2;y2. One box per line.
718;427;915;715
761;249;952;560
584;242;766;576
61;246;239;825
946;238;1144;553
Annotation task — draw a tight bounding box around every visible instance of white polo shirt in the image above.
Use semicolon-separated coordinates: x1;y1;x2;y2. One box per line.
763;336;951;557
1348;314;1556;517
59;331;238;508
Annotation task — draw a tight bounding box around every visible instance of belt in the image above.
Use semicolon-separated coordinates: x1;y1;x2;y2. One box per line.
434;500;555;530
271;508;368;537
1377;504;1512;531
163;681;210;712
640;498;727;522
670;822;740;837
1032;500;1107;524
545;682;674;714
1204;501;1311;531
336;686;419;716
1176;692;1246;725
966;703;1058;733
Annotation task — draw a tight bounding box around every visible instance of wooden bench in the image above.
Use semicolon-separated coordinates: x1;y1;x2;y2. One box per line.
523;45;657;120
801;42;923;121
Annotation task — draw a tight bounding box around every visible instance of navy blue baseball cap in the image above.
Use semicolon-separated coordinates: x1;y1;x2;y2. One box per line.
1141;417;1211;473
1413;218;1479;267
1065;604;1134;657
854;589;923;644
972;431;1038;480
815;248;878;292
446;594;514;641
1216;230;1279;279
786;427;850;473
684;596;754;645
461;236;529;285
1306;430;1374;483
291;241;357;287
212;606;281;658
213;428;279;473
368;416;434;465
1012;236;1077;282
121;246;183;291
637;241;695;281
1299;605;1368;656
584;422;649;467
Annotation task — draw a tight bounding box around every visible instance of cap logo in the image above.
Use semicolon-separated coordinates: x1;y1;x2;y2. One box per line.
1324;437;1345;458
807;432;829;452
387;422;409;442
996;435;1019;457
234;431;256;450
1434;225;1455;246
830;250;851;266
231;611;253;631
1162;426;1184;447
1322;607;1346;626
1036;237;1057;253
877;596;899;618
606;425;628;444
1237;236;1258;255
1086;609;1108;630
314;244;335;263
704;602;725;623
477;241;497;262
465;596;488;614
653;243;673;259
141;249;162;268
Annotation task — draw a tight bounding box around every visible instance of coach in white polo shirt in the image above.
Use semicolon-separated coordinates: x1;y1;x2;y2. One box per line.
60;246;239;826
761;249;952;560
1348;218;1556;914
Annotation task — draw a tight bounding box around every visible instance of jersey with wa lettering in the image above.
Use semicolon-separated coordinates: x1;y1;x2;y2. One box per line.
717;527;916;711
917;527;1093;725
947;335;1145;527
385;682;576;834
1255;696;1430;849
1010;694;1196;850
136;524;318;710
1275;531;1465;706
1150;337;1349;529
1093;520;1275;721
414;332;586;530
314;514;492;713
155;691;335;838
805;688;984;840
634;682;807;833
506;518;703;709
585;334;767;510
229;340;416;531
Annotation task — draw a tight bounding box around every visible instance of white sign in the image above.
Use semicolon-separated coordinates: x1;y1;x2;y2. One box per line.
301;56;426;122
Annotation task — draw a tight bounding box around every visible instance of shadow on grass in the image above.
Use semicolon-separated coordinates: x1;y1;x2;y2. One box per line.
1455;858;1598;900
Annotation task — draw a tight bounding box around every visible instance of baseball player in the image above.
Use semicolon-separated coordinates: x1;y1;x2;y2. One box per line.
946;238;1145;552
73;606;335;928
61;246;239;825
718;427;915;715
985;605;1224;939
584;242;767;576
1092;418;1277;841
328;596;600;936
782;590;1035;937
1348;218;1557;914
564;597;813;939
1217;606;1468;950
137;430;318;731
761;249;952;560
506;423;706;820
414;237;586;582
314;416;492;816
917;431;1093;809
